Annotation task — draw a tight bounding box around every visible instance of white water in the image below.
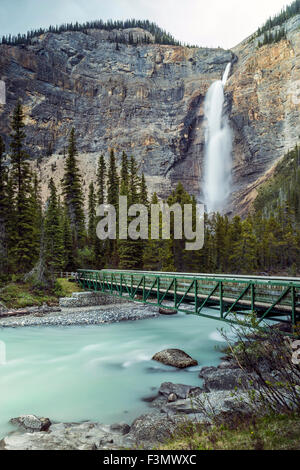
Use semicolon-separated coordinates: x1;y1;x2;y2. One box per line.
203;63;232;213
0;311;231;438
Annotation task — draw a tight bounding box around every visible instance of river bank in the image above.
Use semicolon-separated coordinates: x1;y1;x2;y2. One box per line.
2;353;294;450
0;360;253;450
0;303;159;328
0;298;299;450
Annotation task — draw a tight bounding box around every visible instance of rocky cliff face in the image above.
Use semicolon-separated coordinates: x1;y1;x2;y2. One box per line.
0;18;299;213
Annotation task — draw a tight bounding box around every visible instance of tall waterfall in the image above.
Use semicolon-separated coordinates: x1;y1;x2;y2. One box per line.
203;63;232;213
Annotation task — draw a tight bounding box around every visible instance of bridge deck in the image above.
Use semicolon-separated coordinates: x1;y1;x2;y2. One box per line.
77;270;300;326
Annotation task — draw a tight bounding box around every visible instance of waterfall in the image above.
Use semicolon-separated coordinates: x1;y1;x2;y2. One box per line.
203;63;232;213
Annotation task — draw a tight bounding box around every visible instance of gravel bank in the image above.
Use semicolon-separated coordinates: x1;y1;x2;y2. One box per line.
0;303;159;328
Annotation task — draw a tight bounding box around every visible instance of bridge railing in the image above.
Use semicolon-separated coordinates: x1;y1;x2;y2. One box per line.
77;269;300;326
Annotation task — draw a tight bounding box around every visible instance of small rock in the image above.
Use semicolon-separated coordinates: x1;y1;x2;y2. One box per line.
218;361;239;370
159;308;177;315
110;422;130;435
168;393;177;402
152;349;198;369
10;414;51;432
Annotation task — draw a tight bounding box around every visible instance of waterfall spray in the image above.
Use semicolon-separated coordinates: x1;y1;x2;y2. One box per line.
203;63;232;213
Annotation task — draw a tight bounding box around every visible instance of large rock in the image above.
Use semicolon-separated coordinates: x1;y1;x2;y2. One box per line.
10;415;51;432
158;308;177;315
152;349;198;369
163;390;252;418
200;367;255;391
158;382;203;399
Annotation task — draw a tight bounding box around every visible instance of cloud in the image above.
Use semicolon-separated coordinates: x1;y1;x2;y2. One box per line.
0;0;291;48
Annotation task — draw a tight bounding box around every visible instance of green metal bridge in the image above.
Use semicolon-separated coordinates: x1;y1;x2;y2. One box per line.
77;270;300;327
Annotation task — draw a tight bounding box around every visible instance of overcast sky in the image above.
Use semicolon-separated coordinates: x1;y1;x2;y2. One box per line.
0;0;291;48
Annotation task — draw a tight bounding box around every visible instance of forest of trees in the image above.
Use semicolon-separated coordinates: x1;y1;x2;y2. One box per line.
0;19;181;47
0;104;299;290
256;0;299;46
257;0;300;35
257;27;286;47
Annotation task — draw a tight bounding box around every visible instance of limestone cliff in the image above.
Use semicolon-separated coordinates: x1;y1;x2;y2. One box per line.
0;18;299;214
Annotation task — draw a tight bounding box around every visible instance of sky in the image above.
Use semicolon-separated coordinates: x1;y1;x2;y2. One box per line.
0;0;291;49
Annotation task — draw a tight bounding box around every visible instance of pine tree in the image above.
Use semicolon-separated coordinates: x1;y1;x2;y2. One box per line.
62;128;85;249
107;149;119;207
106;149;119;266
96;154;106;205
120;151;129;190
118;152;137;269
62;205;74;271
128;155;139;205
139;173;148;207
143;192;162;270
88;182;96;244
118;155;146;269
44;178;64;279
95;154;107;268
31;172;43;262
165;182;191;272
0;136;8;274
228;216;243;272
9;102;36;272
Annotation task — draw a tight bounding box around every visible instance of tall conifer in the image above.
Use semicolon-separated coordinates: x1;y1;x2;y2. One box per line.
62;128;85;248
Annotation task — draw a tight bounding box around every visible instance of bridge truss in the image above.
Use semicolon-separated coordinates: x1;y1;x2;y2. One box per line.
77;270;300;327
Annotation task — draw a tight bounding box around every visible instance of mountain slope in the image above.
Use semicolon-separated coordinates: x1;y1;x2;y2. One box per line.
0;16;299;213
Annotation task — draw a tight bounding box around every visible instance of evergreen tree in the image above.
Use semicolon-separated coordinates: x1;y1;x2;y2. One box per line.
95;154;107;268
106;149;119;266
107;149;119;207
9;102;36;272
118;152;141;269
128;155;139;205
88;181;96;244
96;154;106;205
62;205;74;270
120;151;129;190
139;173;149;207
31;172;43;262
143;192;162;270
0;136;8;274
61;128;85;248
44;178;64;279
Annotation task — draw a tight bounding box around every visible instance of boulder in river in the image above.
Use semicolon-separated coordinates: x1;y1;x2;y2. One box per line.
152;349;198;368
10;414;51;432
159;307;177;315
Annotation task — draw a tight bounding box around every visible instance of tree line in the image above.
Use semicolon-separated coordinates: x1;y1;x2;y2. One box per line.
257;27;286;47
255;0;300;47
1;19;181;47
257;0;300;35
